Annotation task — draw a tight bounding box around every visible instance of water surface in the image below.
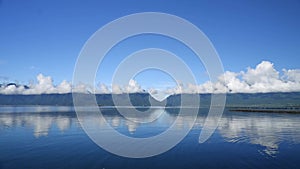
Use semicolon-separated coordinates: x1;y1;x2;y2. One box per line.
0;106;300;169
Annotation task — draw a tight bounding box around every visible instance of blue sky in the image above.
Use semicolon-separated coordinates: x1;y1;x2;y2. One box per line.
0;0;300;88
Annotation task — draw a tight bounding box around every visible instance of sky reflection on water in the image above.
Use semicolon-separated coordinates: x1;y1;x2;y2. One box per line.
0;106;300;168
1;106;300;156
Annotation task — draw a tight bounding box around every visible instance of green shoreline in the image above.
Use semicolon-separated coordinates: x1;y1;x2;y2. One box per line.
229;107;300;114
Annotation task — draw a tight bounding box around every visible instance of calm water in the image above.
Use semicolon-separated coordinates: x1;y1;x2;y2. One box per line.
1;106;300;169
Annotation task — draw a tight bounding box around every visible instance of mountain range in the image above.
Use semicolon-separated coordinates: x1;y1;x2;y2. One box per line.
0;92;299;108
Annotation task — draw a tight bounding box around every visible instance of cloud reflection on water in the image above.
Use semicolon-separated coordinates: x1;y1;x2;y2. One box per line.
0;106;300;156
0;112;72;138
218;112;300;156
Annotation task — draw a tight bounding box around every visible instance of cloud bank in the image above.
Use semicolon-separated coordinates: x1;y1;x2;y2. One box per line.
166;61;300;94
0;61;300;95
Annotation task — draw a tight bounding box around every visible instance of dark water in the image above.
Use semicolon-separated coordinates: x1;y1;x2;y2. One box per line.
0;106;300;169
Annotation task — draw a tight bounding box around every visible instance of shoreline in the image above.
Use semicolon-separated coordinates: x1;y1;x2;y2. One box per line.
229;107;300;114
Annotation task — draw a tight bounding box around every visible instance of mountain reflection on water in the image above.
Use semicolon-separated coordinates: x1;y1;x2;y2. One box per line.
1;106;300;157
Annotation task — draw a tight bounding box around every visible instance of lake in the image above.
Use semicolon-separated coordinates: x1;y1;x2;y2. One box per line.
0;106;300;169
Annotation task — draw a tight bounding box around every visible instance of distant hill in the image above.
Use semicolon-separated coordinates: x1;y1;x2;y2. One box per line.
0;93;164;106
0;92;299;107
0;93;74;106
166;92;300;108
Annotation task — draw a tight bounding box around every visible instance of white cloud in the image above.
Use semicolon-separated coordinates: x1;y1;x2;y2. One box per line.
0;84;26;94
283;69;300;83
243;61;279;85
97;83;110;94
165;61;300;94
111;84;123;94
57;80;72;94
0;61;300;95
239;61;300;93
72;83;90;93
124;79;143;93
110;79;144;94
0;74;74;95
23;74;72;94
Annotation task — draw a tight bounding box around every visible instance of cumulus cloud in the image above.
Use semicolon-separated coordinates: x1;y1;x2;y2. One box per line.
125;79;144;93
167;61;300;94
98;83;110;94
111;84;123;94
0;61;300;95
0;74;73;94
110;79;144;94
24;74;72;94
0;84;27;94
282;69;300;83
